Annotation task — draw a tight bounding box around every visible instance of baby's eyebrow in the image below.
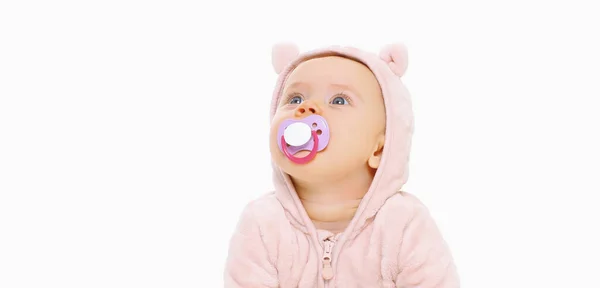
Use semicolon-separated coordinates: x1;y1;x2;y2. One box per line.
286;81;309;90
329;83;362;100
329;83;353;92
285;81;362;100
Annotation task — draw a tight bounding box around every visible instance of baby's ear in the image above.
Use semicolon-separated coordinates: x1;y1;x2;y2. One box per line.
272;42;300;74
379;43;408;77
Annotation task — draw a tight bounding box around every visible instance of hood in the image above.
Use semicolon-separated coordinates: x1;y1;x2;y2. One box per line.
269;43;414;239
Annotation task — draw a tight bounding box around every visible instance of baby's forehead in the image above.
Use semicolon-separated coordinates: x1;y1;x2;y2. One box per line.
283;56;381;94
290;55;369;75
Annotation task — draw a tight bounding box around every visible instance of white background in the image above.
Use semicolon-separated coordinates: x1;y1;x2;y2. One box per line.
1;0;599;287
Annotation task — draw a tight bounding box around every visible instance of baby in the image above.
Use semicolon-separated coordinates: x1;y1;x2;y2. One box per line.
224;43;459;287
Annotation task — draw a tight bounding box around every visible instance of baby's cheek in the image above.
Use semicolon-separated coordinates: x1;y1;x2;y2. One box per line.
328;130;360;156
332;123;376;156
269;128;281;151
332;119;363;139
269;117;283;136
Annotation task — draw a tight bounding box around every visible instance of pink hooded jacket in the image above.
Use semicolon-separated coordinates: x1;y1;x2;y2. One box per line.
224;43;460;288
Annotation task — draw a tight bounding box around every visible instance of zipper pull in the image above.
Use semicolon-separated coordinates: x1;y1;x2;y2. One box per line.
322;238;335;280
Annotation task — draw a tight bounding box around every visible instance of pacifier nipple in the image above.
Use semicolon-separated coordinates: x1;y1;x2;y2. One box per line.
284;122;312;146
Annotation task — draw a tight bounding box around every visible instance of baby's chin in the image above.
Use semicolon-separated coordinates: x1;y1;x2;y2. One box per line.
274;151;321;173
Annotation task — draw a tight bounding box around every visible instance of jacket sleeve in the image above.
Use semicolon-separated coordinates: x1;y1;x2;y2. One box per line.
395;204;460;288
224;203;279;288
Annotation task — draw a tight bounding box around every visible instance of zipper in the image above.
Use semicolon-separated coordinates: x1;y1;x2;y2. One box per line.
322;236;336;282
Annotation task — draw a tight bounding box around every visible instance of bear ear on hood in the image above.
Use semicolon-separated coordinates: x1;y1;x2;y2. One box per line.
379;43;408;77
272;42;300;74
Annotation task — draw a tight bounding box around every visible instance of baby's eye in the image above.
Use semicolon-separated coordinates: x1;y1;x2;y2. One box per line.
289;96;303;105
330;96;349;105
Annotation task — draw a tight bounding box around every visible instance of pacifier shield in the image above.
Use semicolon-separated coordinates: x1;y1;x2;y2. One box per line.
276;114;330;164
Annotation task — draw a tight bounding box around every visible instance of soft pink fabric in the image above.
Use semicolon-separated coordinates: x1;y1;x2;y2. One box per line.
224;44;460;287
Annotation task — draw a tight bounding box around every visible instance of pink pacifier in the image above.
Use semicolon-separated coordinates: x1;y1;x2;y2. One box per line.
277;114;330;164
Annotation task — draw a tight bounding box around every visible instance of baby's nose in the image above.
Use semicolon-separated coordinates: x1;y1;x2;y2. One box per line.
295;101;321;118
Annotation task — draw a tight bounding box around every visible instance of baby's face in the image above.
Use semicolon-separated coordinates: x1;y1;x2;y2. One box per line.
270;56;386;183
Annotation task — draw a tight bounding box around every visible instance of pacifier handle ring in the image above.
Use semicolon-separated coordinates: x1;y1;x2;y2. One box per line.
281;130;320;164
